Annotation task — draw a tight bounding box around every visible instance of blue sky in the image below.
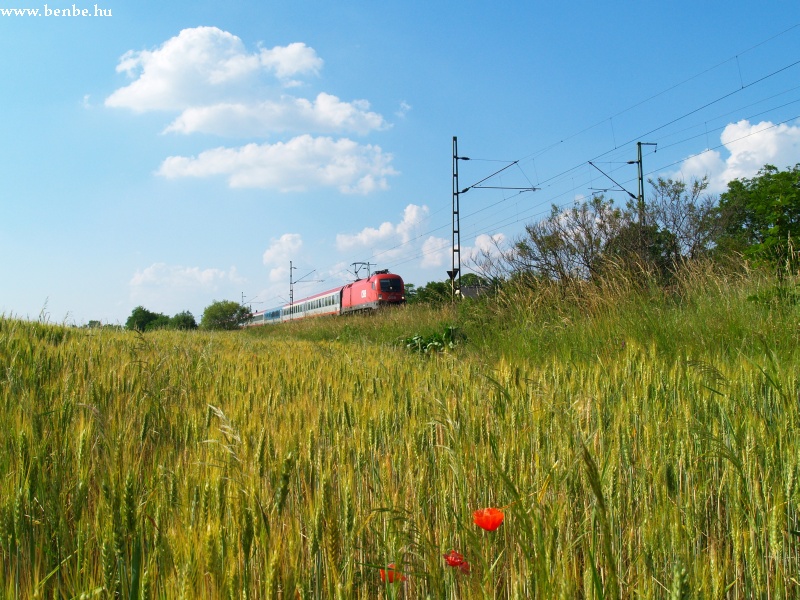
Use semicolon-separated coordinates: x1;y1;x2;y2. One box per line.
2;1;799;325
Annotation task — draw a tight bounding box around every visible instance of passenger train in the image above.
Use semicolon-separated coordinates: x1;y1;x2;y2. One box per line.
246;270;405;326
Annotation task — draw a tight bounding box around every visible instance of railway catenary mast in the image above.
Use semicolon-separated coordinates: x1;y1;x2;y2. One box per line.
450;136;539;303
451;136;463;301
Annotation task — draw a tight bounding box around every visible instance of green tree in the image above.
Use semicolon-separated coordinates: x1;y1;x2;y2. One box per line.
406;280;451;305
125;306;165;331
718;164;800;261
605;221;680;282
149;314;171;330
645;176;719;261
200;300;251;330
512;195;628;280
460;273;490;288
170;311;198;330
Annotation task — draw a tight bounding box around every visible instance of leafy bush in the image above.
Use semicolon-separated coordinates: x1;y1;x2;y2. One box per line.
402;325;464;353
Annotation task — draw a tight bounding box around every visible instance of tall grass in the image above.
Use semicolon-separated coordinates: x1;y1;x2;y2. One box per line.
0;261;798;598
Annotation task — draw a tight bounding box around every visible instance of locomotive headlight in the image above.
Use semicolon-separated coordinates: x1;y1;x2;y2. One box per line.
378;294;383;299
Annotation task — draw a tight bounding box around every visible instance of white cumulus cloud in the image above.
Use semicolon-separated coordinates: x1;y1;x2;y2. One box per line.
130;262;243;288
263;233;303;265
106;27;396;194
419;232;506;270
158;135;396;193
471;233;506;255
674;119;800;193
336;204;429;250
258;41;325;80
262;233;303;283
106;27;321;112
420;236;450;268
163;92;386;137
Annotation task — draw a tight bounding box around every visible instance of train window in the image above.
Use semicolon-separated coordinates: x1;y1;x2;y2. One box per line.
380;278;403;292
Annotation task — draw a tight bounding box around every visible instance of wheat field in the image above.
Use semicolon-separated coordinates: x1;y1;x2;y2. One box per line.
1;266;798;598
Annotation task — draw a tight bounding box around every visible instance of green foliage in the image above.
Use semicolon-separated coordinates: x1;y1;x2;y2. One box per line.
170;310;198;330
536;194;627;279
719;163;800;261
402;325;464;353
645;175;719;261
605;222;681;283
406;275;492;305
200;300;251;330
125;305;163;331
124;306;197;331
149;314;172;331
406;280;451;304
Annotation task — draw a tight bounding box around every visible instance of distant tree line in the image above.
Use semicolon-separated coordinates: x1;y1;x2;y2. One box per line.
125;307;198;332
124;300;252;332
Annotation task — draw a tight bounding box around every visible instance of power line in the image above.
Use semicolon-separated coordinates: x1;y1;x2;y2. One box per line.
373;79;800;274
378;113;795;277
517;24;800;164
262;29;800;290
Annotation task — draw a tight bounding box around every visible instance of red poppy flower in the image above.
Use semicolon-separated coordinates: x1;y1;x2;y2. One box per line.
443;549;466;567
443;549;471;574
380;563;407;583
473;507;504;531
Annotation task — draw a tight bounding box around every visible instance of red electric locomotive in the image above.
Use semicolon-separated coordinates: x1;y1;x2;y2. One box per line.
340;269;405;314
